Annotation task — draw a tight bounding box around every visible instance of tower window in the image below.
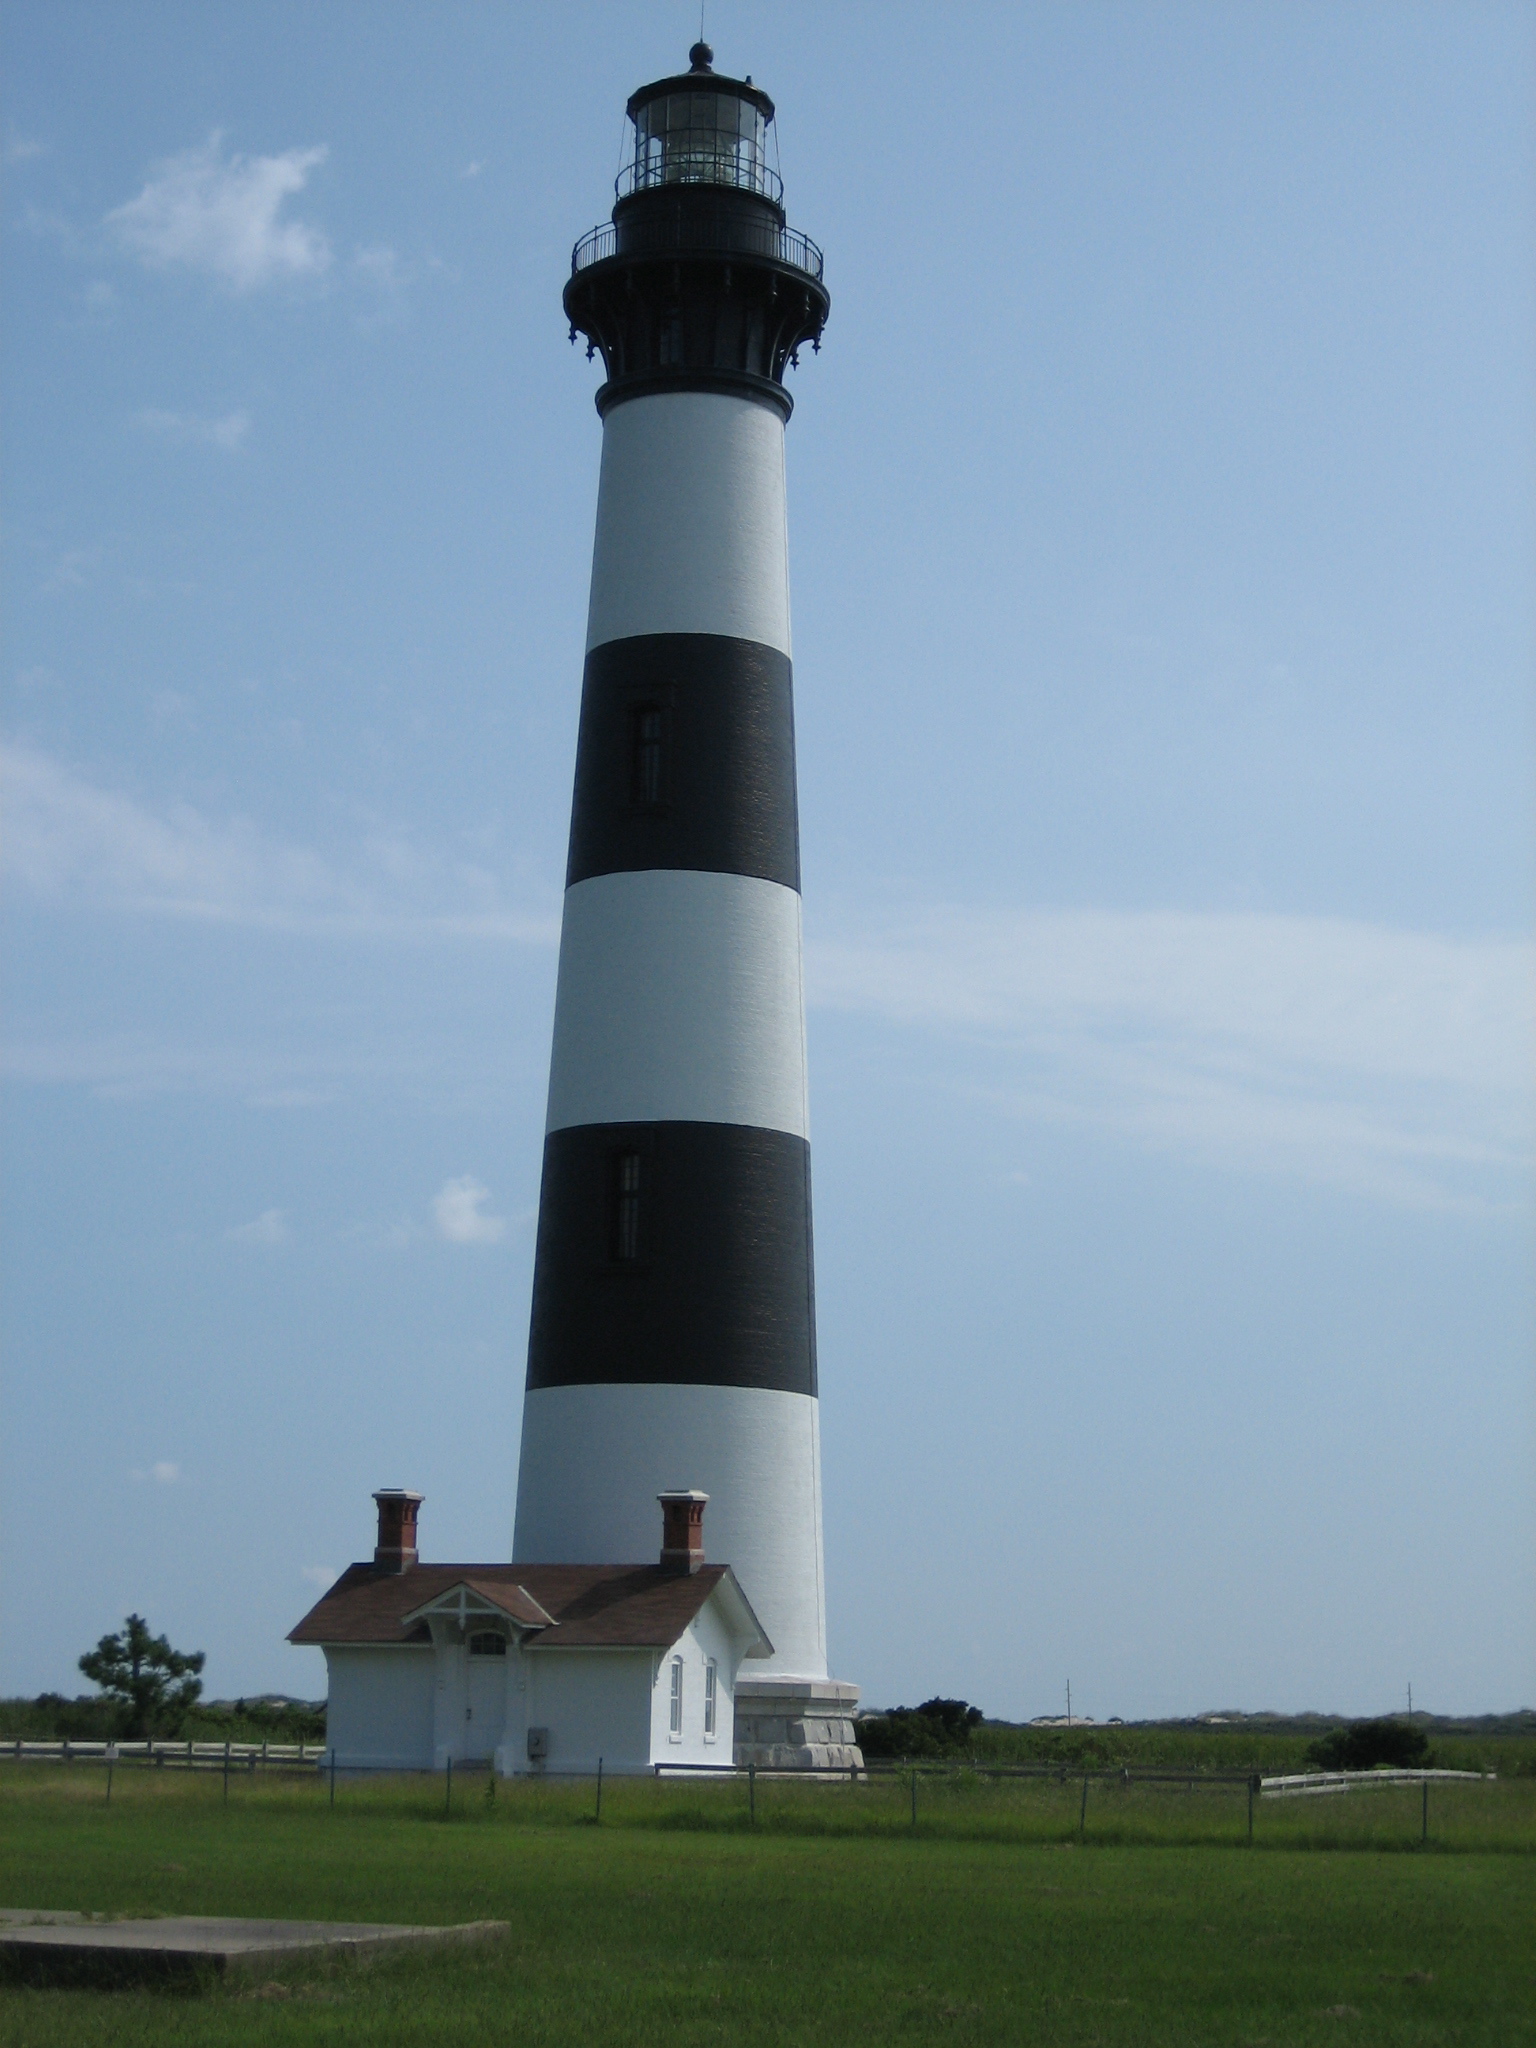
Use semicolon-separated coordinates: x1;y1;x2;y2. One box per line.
468;1632;506;1657
669;1656;684;1739
631;704;665;807
704;1658;717;1739
612;1150;642;1262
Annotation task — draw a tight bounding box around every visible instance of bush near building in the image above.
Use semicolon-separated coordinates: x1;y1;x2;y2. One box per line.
857;1698;984;1759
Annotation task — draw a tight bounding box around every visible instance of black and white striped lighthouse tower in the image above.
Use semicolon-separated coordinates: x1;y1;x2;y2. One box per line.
512;44;859;1768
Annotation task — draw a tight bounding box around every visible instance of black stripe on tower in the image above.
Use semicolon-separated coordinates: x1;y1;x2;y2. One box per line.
526;1122;817;1396
567;634;799;891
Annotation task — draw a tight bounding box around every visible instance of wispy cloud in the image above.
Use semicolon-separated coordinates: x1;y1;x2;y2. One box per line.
227;1207;289;1246
107;134;331;291
809;903;1533;1211
301;1565;338;1591
432;1175;507;1245
0;742;557;942
7;135;45;163
351;243;404;291
134;407;250;451
131;1461;180;1485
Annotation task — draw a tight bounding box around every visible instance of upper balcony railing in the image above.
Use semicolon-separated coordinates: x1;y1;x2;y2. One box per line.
572;215;824;283
617;145;783;207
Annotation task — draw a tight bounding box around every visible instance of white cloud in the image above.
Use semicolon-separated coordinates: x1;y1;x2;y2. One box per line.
131;1461;180;1484
433;1175;506;1244
227;1207;290;1245
351;243;403;290
809;903;1533;1211
0;742;558;943
107;134;331;291
134;407;250;451
7;136;45;163
301;1565;338;1591
461;161;484;179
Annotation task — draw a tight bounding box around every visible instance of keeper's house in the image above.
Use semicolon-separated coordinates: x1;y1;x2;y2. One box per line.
290;1489;770;1775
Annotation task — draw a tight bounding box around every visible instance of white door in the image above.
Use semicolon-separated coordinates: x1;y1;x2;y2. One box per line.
464;1640;507;1759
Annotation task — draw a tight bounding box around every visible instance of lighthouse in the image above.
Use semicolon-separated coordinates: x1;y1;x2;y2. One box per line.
511;44;859;1768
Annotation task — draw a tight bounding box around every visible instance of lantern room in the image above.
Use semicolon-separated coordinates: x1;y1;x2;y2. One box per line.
622;43;781;205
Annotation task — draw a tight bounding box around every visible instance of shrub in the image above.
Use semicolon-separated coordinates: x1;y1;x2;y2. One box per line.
858;1698;983;1760
1305;1719;1431;1771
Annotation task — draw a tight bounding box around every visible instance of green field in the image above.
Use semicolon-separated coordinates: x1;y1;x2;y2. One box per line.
2;1764;1533;2045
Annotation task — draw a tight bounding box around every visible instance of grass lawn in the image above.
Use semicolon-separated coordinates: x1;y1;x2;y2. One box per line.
1;1765;1532;2045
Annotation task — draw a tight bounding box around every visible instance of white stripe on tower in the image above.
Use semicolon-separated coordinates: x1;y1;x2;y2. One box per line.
545;870;808;1139
515;1384;827;1684
585;392;791;656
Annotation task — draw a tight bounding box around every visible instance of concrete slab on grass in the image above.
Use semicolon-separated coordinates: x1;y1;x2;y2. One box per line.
0;1911;508;1985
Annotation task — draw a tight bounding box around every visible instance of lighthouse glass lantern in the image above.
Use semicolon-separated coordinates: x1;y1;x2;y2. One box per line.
513;44;860;1774
626;73;778;200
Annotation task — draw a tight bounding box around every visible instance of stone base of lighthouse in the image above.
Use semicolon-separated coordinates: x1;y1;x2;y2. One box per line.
733;1677;863;1772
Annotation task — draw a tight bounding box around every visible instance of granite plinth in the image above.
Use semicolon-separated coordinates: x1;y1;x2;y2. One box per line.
733;1677;863;1772
0;1910;507;1985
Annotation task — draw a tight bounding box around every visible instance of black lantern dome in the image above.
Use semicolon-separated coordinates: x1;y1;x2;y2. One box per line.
564;45;829;420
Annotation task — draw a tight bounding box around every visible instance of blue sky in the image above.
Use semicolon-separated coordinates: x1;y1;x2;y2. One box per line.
3;0;1531;1718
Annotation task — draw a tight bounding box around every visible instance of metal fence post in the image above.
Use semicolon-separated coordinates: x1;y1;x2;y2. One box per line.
223;1741;231;1803
595;1757;603;1824
1248;1774;1257;1843
445;1755;452;1816
329;1751;336;1808
1080;1773;1089;1838
911;1768;918;1828
748;1763;756;1827
1422;1780;1428;1844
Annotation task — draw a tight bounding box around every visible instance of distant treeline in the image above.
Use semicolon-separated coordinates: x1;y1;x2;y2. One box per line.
0;1695;327;1743
856;1702;1536;1777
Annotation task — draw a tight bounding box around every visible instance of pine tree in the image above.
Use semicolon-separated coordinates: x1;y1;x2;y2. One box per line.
78;1614;206;1737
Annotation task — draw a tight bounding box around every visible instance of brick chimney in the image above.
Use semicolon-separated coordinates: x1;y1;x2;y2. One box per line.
373;1489;423;1573
658;1490;708;1573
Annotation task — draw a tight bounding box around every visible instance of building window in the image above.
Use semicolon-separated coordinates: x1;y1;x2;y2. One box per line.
704;1659;717;1739
468;1632;506;1657
612;1150;642;1262
631;704;664;808
669;1656;684;1740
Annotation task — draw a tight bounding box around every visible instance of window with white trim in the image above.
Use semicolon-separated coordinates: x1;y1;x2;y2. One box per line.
669;1656;684;1740
703;1658;717;1739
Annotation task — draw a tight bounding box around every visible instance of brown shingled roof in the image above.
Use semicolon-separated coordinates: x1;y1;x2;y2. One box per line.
289;1560;769;1653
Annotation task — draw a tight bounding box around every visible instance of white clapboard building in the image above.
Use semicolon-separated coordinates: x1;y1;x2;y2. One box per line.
291;1491;770;1775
